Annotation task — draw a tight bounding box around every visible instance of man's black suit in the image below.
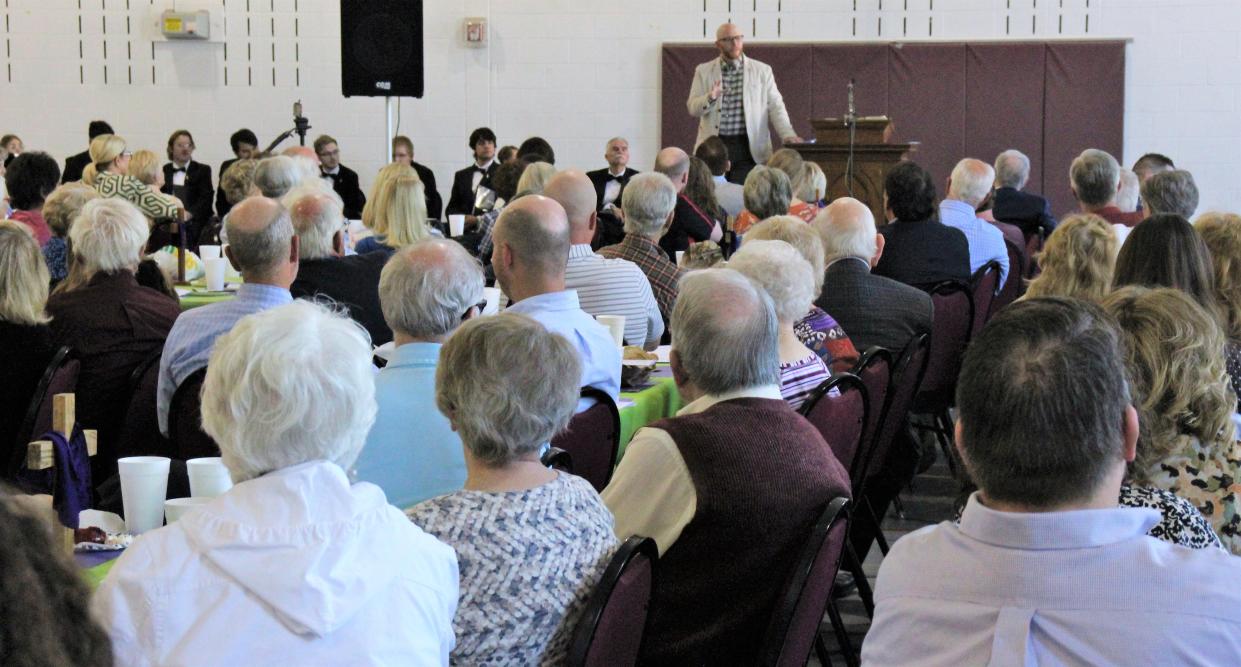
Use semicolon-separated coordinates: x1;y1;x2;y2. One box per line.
658;194;716;261
410;160;443;222
161;161;215;245
992;186;1057;238
290;251;391;345
586;167;639;212
62;150;91;184
586;167;639;250
446;162;498;216
874;218;971;292
216;157;239;218
815;257;933;355
323;165;366;220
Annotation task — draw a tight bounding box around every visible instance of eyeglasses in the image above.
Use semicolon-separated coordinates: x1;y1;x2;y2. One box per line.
717;35;743;43
120;150;133;157
318;149;340;158
462;299;487;320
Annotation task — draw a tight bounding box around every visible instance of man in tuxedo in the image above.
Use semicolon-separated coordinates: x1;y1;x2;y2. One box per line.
990;149;1057;239
586;137;638;249
216;128;258;218
446;127;498;218
687;22;803;184
161;130;215;243
62;120;113;184
314;134;366;220
392;135;443;222
653;147;722;261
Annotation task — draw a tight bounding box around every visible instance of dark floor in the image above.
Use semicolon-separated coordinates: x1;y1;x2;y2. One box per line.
810;457;958;666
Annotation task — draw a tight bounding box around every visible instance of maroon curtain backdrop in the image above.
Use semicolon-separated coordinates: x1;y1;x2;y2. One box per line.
661;41;1125;216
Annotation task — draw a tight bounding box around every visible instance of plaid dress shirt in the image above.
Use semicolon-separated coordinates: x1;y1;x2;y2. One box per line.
598;234;684;322
718;57;746;137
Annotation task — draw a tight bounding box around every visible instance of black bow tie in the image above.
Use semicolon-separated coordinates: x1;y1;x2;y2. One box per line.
323;172;339;180
474;166;488;174
610;174;627;183
172;167;187;173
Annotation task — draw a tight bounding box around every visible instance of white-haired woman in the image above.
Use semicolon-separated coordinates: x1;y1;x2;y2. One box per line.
0;221;58;464
733;165;793;235
93;301;459;665
729;239;831;409
46;198;180;482
82;134;182;223
409;312;618;665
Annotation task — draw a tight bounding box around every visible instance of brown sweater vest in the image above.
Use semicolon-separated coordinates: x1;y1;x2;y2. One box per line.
638;397;850;665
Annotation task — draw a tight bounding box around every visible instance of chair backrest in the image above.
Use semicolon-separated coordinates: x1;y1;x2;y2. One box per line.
759;497;851;667
168;367;220;460
541;446;574;473
861;332;930;490
914;281;973;413
1023;229;1044;279
991;238;1026;315
11;347;79;475
567;535;659;667
969;261;1000;337
115;351;168;458
550;387;621;493
799;373;869;476
849;347;892;480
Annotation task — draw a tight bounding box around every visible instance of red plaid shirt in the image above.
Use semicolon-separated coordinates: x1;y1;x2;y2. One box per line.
598;234;684;322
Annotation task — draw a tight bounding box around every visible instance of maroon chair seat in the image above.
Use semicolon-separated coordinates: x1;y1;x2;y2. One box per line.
991;238;1026;315
760;497;854;667
551;387;621;493
799;374;869;477
10;346;79;477
969;261;1001;338
567;535;658;667
847;347;892;483
168;367;220;461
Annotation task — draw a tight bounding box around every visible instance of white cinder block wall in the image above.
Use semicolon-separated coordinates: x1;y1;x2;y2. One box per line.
2;0;1237;212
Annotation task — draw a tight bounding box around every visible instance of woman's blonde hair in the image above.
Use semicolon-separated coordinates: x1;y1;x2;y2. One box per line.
514;161;555;197
373;166;429;248
81;134;126;186
1102;286;1237;483
794;162;827;203
43;183;100;238
126;150;161;186
0;221;51;325
219;158;259;206
1195;211;1241;341
362;162;408;231
1024;214;1118;302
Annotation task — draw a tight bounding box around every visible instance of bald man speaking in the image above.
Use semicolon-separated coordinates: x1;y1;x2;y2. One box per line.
687;22;802;184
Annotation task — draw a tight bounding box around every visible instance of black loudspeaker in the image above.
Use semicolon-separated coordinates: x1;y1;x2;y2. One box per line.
340;0;424;98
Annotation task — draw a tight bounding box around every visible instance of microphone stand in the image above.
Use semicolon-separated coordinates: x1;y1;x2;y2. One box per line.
845;79;857;198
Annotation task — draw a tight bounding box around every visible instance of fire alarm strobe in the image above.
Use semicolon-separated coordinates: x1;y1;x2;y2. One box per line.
161;10;211;40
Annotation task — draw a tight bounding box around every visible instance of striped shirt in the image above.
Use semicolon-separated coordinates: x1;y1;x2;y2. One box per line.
779;352;831;411
598;234;685;324
156;283;292;435
564;244;665;348
719;57;746;137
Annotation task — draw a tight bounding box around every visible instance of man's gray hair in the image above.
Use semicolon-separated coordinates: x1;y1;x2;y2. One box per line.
994;149;1031;190
672;268;780;394
436;313;580;466
948;158;996;207
814;197;878;263
380;239;484;340
1070;149;1120;207
728;240;817;323
68;198;148;274
743;166;792;220
1116;169;1140;213
224;201;294;278
654;147;690;180
1141;169;1199;219
287;187;344;260
744;215;826;293
622;172;678;237
201;301;377;483
253;155;301;199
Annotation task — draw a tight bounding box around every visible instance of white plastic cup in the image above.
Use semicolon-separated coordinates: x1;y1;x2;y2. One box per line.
448;214;466;237
481;287;502;316
597;315;626;347
676;250;685;265
118;456;171;534
204;257;228;291
198;244;221;260
187;457;233;498
164;497;211;524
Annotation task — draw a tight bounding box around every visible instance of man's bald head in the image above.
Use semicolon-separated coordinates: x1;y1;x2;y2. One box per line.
543;170;598;244
493;195;571;278
655;147;690;191
947;158;996;207
814;197;879;263
282;145;319;164
286;188;344;260
224;196;297;280
714;23;744;60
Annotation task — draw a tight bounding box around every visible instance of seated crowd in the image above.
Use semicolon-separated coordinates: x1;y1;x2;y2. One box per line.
5;114;1241;666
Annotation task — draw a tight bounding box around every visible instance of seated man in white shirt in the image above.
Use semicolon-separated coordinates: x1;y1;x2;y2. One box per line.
863;297;1241;666
544;170;663;349
938;158;1009;287
491;194;621;406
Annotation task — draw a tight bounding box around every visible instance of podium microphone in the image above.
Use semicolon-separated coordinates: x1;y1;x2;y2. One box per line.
846;79;856;126
845;79;857;197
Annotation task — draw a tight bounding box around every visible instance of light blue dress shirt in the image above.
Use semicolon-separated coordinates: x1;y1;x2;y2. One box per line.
156;283;292;435
356;342;466;509
504;290;622;410
863;492;1241;666
938;198;1009;289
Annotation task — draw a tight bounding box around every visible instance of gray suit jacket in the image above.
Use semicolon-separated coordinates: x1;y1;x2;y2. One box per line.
816;257;933;355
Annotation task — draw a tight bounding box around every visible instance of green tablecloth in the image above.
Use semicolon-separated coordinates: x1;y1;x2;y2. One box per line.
84;558;117;588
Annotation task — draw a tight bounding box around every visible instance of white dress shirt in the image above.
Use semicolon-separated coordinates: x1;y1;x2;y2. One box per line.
600;168;626;210
471;158;495;192
564;244;664;349
505;289;622;409
862;492;1241;666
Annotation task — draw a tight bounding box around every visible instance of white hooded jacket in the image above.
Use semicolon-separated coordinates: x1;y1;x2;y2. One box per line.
93;460;458;666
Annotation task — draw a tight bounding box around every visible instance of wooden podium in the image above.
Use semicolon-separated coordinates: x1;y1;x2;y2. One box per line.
789;117;917;223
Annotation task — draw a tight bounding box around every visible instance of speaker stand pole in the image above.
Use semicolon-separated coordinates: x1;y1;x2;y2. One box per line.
384;96;396;164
